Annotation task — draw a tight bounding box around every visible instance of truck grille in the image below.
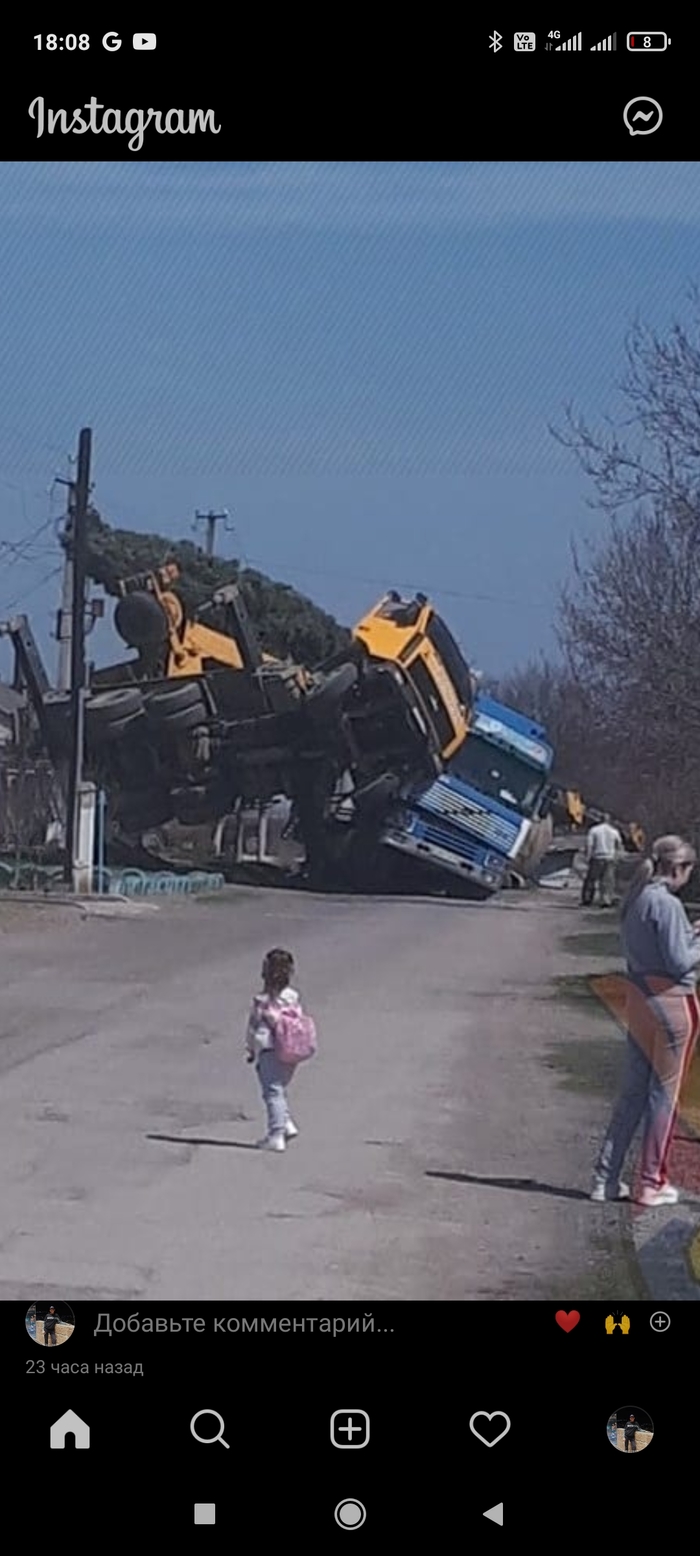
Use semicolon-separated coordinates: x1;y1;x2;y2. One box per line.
418;782;519;852
420;819;484;864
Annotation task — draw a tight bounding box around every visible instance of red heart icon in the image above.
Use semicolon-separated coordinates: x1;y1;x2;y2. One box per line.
555;1310;580;1332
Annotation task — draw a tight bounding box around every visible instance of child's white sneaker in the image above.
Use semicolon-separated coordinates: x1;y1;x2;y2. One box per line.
257;1132;286;1152
284;1119;299;1140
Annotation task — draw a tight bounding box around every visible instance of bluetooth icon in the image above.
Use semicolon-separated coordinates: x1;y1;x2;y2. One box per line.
489;32;502;51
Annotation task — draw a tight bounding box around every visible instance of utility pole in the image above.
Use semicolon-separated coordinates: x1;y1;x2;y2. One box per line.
56;482;74;692
63;427;92;886
194;508;230;558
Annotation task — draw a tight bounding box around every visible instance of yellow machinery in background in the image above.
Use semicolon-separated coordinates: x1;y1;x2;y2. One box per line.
114;564;247;677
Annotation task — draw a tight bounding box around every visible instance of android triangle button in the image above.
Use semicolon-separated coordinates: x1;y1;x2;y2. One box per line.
484;1503;503;1526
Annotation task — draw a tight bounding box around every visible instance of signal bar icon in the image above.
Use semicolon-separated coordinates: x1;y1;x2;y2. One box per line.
591;33;617;50
556;32;582;50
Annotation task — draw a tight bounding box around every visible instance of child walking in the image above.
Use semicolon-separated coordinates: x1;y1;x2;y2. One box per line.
245;948;316;1152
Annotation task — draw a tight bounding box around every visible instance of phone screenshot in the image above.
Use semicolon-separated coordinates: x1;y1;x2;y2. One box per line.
2;21;697;1539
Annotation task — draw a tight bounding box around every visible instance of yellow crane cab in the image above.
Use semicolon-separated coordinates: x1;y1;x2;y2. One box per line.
351;592;473;763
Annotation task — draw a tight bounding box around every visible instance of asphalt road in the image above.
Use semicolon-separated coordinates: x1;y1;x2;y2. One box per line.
0;886;625;1301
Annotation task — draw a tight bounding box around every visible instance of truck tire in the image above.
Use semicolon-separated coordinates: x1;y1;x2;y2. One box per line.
156;703;210;734
145;682;208;717
89;709;147;746
304;663;358;726
115;590;168;649
352;772;400;817
87;687;143;727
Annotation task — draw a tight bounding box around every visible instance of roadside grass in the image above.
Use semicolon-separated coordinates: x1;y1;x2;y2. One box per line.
541;1227;649;1302
559;929;621;960
546;967;627;1096
545;1031;626;1097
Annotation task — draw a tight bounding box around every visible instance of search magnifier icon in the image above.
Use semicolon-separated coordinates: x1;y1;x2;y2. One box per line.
190;1409;230;1448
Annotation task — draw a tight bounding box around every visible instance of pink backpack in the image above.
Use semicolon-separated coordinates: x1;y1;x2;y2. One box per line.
270;1003;318;1064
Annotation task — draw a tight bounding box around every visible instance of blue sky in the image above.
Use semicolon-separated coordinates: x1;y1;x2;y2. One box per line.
1;160;699;681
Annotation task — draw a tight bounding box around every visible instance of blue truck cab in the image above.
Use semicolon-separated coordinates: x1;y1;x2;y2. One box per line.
380;693;554;897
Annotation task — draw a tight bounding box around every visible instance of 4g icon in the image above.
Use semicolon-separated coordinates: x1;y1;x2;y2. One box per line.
514;32;536;50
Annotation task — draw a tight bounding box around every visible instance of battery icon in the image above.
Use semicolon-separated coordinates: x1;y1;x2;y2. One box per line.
627;33;670;50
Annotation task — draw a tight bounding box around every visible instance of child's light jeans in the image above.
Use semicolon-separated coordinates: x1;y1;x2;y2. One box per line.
256;1049;295;1135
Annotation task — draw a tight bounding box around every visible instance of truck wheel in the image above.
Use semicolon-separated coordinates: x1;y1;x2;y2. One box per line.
305;663;358;726
145;682;208;717
352;772;400;817
115;590;168;649
89;709;147;745
156;703;210;734
87;687;143;727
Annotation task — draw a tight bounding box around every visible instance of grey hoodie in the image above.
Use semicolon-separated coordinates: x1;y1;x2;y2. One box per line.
621;881;700;991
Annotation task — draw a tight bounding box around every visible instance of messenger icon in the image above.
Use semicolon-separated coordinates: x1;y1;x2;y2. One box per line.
623;97;663;135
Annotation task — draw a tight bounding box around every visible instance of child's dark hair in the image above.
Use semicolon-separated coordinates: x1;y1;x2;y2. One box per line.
262;948;295;995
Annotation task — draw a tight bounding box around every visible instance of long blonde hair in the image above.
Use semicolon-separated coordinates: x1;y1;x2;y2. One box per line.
621;834;696;918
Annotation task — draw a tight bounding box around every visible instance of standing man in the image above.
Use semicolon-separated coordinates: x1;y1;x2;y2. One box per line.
624;1415;639;1452
581;813;624;907
43;1306;58;1346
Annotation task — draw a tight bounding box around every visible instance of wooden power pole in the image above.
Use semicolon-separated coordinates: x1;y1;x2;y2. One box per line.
63;427;92;886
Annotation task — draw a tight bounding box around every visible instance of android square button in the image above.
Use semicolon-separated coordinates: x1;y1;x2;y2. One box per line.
194;1504;216;1524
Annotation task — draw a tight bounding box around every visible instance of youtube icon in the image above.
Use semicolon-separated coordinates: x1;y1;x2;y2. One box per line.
133;33;156;49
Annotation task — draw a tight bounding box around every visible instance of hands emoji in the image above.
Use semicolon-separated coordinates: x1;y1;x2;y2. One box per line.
605;1313;631;1333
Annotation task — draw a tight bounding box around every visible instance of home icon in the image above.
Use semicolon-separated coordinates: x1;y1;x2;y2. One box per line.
50;1409;90;1448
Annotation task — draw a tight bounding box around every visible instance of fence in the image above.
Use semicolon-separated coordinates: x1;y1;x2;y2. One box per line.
613;1428;653;1451
34;1320;75;1346
0;758;60;850
95;868;225;897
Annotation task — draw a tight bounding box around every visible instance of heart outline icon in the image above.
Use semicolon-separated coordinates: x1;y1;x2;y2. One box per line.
555;1310;580;1332
469;1411;511;1447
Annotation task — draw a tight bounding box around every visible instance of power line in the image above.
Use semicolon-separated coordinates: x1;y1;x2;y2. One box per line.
0;516;58;567
0;563;62;617
242;555;553;610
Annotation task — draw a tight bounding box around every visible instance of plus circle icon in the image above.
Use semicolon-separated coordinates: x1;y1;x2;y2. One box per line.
331;1410;370;1448
649;1311;671;1332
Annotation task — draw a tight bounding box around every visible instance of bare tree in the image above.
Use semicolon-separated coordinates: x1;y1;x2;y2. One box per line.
548;290;700;838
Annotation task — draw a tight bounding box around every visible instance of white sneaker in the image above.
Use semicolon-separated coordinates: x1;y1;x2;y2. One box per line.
284;1119;299;1140
591;1177;630;1202
256;1133;286;1152
635;1183;679;1207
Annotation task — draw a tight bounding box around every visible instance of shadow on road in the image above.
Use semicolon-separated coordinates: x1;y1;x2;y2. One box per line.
147;1132;258;1150
426;1169;591;1201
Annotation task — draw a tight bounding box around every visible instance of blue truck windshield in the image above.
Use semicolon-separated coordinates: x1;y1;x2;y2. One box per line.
449;734;546;814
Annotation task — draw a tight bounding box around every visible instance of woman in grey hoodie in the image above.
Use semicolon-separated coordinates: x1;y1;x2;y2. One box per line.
592;835;700;1207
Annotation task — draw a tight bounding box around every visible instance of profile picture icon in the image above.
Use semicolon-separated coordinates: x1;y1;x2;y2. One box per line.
25;1302;75;1348
607;1408;654;1453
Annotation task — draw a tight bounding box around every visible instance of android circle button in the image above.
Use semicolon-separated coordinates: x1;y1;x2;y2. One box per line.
623;97;663;135
335;1499;366;1529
